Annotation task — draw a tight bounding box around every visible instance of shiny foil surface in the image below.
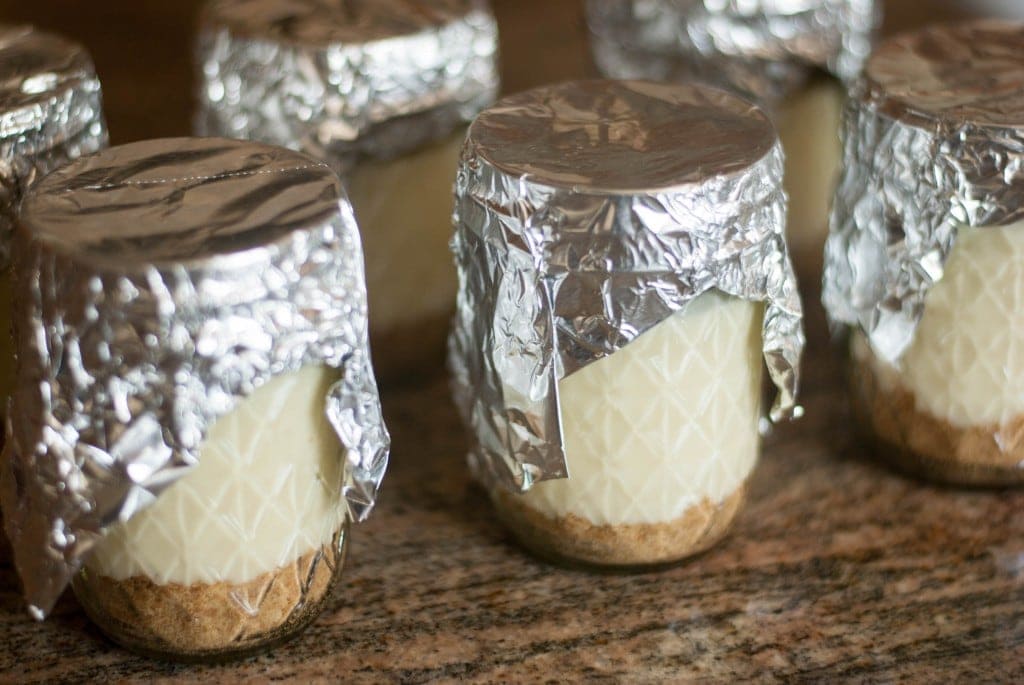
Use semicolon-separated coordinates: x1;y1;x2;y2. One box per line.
586;0;879;103
0;25;108;266
1;138;390;618
449;80;804;492
196;0;500;172
823;20;1024;364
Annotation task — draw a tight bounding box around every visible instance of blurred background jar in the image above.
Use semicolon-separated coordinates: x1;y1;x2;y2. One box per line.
1;137;389;659
195;0;500;381
0;24;107;437
584;0;879;282
449;79;804;568
823;21;1024;487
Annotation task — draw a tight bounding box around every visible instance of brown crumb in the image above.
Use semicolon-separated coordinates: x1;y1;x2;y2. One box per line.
850;343;1024;487
73;527;346;661
490;484;747;568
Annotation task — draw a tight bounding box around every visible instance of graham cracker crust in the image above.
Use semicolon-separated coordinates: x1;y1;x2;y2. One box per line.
850;355;1024;487
73;526;347;662
490;484;747;569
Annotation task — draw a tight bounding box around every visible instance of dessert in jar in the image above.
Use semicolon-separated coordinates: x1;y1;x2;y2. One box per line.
195;0;500;380
0;25;108;429
0;137;390;660
823;21;1024;487
584;0;879;277
449;80;805;567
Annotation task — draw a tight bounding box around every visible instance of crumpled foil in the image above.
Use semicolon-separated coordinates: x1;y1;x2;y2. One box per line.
585;0;879;103
0;24;108;267
823;21;1024;364
195;0;500;173
449;80;805;492
1;137;390;618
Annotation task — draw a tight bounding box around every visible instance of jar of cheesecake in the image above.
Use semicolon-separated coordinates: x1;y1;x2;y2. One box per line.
0;25;107;428
196;0;500;380
0;137;390;660
450;80;805;568
824;21;1024;487
585;0;879;277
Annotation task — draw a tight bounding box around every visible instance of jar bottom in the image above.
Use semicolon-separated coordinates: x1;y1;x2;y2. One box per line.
489;484;747;571
850;357;1024;488
73;522;349;663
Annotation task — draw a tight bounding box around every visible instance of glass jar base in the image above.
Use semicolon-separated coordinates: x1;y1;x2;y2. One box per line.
73;523;348;663
850;354;1024;488
489;485;747;571
862;435;1024;488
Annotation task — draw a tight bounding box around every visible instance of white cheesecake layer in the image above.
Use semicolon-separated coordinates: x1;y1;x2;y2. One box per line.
347;130;465;335
519;291;764;526
777;79;844;266
87;365;347;586
898;223;1024;427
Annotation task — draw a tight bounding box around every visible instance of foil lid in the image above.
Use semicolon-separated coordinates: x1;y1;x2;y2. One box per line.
1;137;390;618
0;24;108;266
585;0;879;103
449;80;805;492
823;20;1024;364
196;0;500;172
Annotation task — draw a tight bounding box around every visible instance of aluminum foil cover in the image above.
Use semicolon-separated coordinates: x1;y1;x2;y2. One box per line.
586;0;879;103
0;25;108;267
449;80;805;492
1;137;390;618
823;20;1024;364
196;0;500;172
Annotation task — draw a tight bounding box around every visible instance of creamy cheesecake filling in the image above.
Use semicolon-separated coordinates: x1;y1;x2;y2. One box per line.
777;79;845;267
517;291;764;527
862;223;1024;428
87;365;347;586
347;130;465;336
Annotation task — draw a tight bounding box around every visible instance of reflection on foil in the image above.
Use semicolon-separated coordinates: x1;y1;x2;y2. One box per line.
823;21;1024;364
585;0;879;103
1;138;389;618
0;24;108;266
195;0;500;172
449;80;804;492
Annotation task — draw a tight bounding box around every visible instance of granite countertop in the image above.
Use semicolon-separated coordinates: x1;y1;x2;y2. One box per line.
1;0;1021;682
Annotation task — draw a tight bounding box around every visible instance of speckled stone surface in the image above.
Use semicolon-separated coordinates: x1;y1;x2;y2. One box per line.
2;301;1023;681
1;0;1021;681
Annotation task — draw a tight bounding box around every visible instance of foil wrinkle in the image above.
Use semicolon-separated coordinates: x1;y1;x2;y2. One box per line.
823;20;1024;363
195;0;500;172
585;0;879;103
1;138;389;618
0;24;108;266
449;80;804;493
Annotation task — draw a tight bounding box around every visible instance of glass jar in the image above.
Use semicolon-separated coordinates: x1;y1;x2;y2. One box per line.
584;0;878;280
1;137;389;660
195;0;500;380
73;365;349;659
824;21;1024;487
0;24;108;432
449;80;805;568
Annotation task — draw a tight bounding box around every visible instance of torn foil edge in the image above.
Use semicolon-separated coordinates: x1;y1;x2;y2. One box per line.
822;80;1024;364
449;140;804;493
2;196;389;618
